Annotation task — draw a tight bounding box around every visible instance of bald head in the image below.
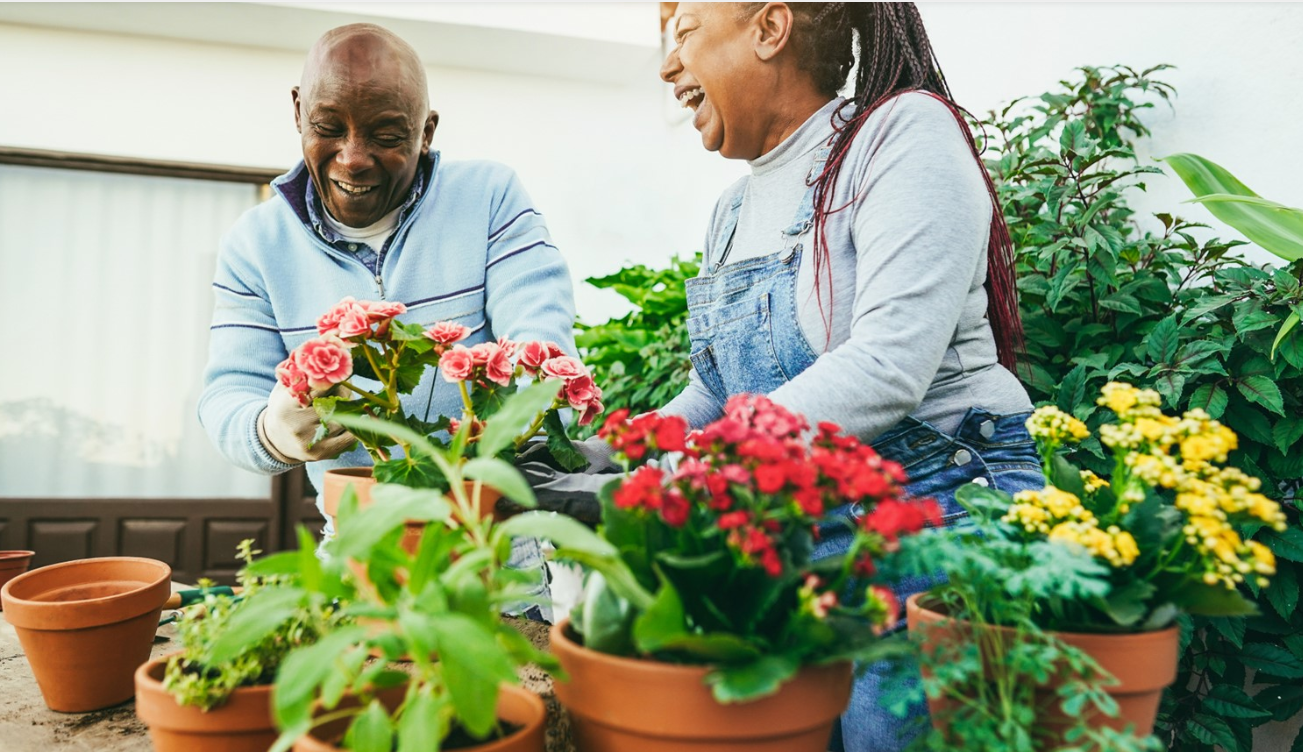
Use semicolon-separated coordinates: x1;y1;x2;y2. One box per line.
292;24;438;228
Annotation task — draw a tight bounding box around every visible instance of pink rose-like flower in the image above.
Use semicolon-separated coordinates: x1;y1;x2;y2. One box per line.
364;300;407;321
483;346;514;387
518;341;552;375
425;321;471;345
564;374;598;409
578;395;605;426
275;357;312;406
497;336;517;357
316;296;364;336
336;306;373;339
540;356;587;382
293;335;353;390
440;345;474;382
469;342;499;366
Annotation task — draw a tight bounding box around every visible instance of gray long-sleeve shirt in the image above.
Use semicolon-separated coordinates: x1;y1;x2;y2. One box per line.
661;93;1031;440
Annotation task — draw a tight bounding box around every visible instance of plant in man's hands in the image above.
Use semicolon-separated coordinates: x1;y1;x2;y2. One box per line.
162;539;342;711
276;297;603;487
557;394;941;702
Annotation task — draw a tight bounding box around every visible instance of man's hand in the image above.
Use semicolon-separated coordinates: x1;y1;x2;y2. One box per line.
257;383;356;465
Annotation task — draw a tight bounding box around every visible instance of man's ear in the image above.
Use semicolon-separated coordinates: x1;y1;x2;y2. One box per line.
291;86;303;133
754;2;795;62
421;110;439;154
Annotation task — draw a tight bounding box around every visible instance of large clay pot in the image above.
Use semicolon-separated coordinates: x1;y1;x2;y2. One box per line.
135;652;277;752
905;593;1179;743
291;682;546;752
1;556;171;712
0;550;35;608
322;468;502;554
550;618;851;751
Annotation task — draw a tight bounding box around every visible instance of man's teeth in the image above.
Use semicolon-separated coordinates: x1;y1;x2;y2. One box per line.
678;88;704;109
335;180;375;195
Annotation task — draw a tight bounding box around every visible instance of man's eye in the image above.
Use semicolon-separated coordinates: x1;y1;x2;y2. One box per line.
376;134;405;146
312;124;343;137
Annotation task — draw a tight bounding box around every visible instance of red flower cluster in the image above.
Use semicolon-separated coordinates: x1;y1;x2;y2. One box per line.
599;394;936;580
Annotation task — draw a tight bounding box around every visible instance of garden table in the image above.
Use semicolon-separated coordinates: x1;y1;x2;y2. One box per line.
0;587;572;752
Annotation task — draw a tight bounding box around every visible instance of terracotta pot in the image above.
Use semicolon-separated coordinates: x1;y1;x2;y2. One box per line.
0;550;36;608
291;682;545;752
905;593;1179;742
1;556;171;712
134;652;277;752
550;619;851;751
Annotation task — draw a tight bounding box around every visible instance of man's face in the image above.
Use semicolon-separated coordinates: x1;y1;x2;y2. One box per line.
293;49;435;228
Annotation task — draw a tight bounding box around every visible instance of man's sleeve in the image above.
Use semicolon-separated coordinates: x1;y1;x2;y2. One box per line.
483;171;579;354
197;231;297;475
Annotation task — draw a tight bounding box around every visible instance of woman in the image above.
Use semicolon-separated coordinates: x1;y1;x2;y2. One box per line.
656;3;1043;749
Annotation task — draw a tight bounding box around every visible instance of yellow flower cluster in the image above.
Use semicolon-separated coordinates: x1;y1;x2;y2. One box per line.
1026;405;1090;446
1003;486;1095;534
1098;382;1163;417
1080;469;1109;494
1048;521;1140;567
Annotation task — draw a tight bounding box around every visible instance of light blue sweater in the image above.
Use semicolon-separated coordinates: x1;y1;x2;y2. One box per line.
198;153;578;496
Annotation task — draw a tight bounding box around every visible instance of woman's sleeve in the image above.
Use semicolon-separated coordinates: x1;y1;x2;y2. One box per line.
767;94;992;440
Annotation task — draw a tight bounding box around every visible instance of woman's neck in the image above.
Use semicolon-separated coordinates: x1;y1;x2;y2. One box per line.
757;92;836;157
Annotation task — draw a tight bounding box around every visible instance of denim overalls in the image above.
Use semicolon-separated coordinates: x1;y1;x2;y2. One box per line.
685;147;1043;751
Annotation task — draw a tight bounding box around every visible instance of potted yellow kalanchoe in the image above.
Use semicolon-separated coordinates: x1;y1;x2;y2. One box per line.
904;382;1287;747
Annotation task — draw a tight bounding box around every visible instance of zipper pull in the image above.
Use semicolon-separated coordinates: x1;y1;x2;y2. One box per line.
375;275;385;298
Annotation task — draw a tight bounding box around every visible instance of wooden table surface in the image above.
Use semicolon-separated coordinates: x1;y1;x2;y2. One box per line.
0;593;570;752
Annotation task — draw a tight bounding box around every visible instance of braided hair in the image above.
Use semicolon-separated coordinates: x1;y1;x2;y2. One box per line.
738;2;1023;371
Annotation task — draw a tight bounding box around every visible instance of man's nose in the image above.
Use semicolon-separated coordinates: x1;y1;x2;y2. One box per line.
660;45;682;84
336;134;372;172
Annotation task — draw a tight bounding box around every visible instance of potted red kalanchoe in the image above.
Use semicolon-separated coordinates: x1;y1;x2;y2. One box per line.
274;296;602;521
547;394;940;751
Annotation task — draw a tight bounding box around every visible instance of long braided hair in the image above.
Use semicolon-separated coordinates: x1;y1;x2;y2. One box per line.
740;2;1023;370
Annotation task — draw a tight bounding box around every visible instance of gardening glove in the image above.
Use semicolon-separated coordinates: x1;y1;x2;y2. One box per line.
508;436;623;525
257;382;357;465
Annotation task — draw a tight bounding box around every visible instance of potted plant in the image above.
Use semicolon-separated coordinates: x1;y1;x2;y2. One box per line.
209;386;572;751
133;540;343;752
902;381;1288;748
280;297;602;526
538;394;942;751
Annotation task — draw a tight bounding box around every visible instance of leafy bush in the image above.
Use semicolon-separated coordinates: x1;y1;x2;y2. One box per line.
976;64;1303;751
573;255;699;435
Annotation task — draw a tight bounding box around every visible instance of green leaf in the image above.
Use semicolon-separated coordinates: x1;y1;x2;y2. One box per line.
1260;527;1303;563
1146;314;1181;363
207;587;304;665
1160;576;1258;617
705;653;801;704
575;570;637;655
1265;563;1299;619
427;613;517;739
1254;683;1303;723
1204;684;1272;719
332;485;451;560
272;626;369;730
343;699;396;753
1272;312;1300;362
1188;383;1230;419
632;579;688;654
1098;579;1155;627
464;457;535;508
397;684;447;752
1273;418;1303;456
1239;642;1303;679
477;379;562;458
1237;375;1285;416
1186;712;1238;750
543;410;587;472
646;632;762;663
497;510;615;557
1161;153;1303;261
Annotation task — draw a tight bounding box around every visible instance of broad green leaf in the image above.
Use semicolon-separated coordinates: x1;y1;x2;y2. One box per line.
1161;576;1258;617
1254;684;1303;723
1239;642;1303;679
1260;527;1303;562
576;571;637;655
543;410;587;472
1186;712;1238;750
1273;312;1301;362
1146;314;1181;363
1273;418;1303;456
705;653;800;704
1264;562;1299;619
1237;375;1285;416
1204;684;1272;719
207;587;304;665
427;613;517;739
633;579;688;653
464;457;535;508
272;625;369;729
1161;154;1303;261
497;511;616;557
477;379;562;458
1097;579;1155;627
397;685;448;752
332;487;451;560
549;547;655;611
342;699;395;752
1187;383;1229;419
650;632;762;663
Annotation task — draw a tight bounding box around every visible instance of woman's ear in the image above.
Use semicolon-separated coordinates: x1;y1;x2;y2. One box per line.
753;2;796;62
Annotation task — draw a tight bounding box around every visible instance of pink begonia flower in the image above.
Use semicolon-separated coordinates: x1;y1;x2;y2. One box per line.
564;373;599;409
275;358;312;406
425;321;471;345
336;306;373;339
497;335;517;357
364;300;407;320
293;335;353;390
518;341;552;375
440;345;475;382
316;297;364;336
468;342;499;366
578;394;605;426
540;355;587;381
483;345;514;387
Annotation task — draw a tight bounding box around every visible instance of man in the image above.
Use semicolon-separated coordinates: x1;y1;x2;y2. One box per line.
198;24;576;617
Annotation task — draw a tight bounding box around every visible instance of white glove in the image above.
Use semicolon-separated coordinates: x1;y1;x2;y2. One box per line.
256;383;357;465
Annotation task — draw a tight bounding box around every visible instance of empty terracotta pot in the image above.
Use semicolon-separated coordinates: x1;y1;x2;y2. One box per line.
0;550;36;608
135;652;277;752
906;593;1179;743
550;619;852;751
291;682;546;752
1;556;171;712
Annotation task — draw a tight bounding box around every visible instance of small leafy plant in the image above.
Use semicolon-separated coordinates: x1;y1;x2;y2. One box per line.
559;395;942;702
163;540;341;710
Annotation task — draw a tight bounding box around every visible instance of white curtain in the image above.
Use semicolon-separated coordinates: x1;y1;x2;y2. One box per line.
0;164;270;498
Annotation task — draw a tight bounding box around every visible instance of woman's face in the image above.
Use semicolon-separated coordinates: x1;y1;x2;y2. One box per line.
660;3;767;160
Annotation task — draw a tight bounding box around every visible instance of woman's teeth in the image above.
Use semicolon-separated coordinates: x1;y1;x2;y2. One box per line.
334;180;375;195
678;88;704;109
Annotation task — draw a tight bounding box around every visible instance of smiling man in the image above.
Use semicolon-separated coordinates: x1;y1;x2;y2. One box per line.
198;25;576;618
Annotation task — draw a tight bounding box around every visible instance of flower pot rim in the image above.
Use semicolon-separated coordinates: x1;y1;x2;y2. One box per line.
324;467;375;480
135;651;277;732
1;556;172;629
0;550;36;561
905;592;1182;641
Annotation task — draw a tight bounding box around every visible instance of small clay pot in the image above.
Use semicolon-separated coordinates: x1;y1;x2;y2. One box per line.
135;652;277;752
1;556;171;712
550;619;851;751
291;682;545;752
0;550;36;608
905;593;1179;743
